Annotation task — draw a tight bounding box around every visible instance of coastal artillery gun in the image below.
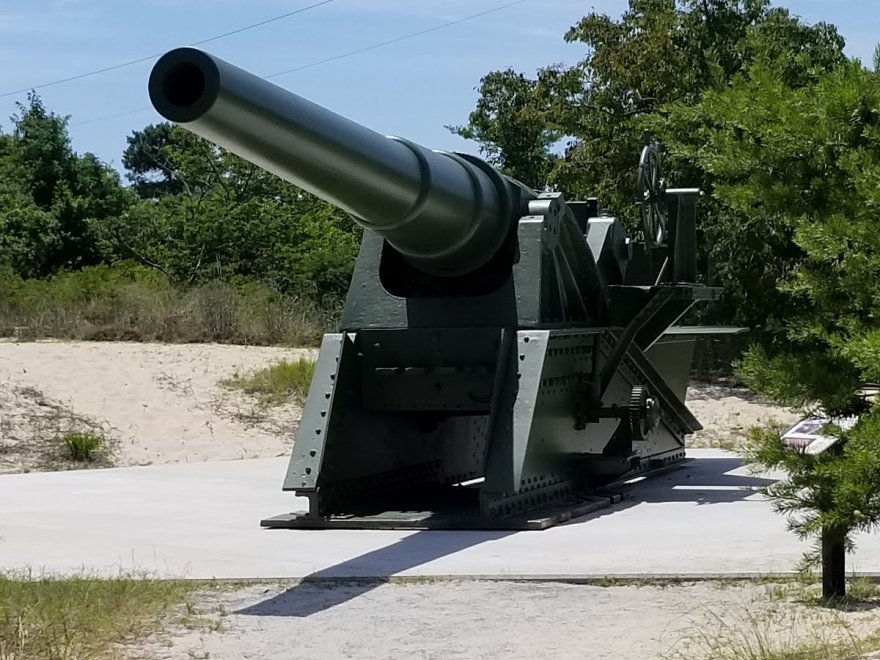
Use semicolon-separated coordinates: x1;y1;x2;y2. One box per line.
148;47;725;530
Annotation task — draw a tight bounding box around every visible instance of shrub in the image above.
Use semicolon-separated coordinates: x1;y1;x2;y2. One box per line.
0;262;336;346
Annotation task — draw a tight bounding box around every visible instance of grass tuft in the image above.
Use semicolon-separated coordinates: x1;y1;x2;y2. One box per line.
61;432;103;462
0;571;202;660
221;357;316;406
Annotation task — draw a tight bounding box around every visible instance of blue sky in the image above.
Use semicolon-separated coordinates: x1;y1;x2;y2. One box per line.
0;0;876;179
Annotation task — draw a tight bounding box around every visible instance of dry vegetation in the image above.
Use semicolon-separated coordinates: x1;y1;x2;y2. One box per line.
9;572;880;660
685;383;801;450
0;341;316;473
0;384;117;474
660;580;879;659
0;276;333;347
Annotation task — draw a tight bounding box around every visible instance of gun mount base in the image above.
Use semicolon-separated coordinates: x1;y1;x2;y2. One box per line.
260;494;619;531
260;454;690;531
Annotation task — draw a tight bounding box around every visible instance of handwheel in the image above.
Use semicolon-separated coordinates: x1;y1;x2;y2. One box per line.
636;143;668;247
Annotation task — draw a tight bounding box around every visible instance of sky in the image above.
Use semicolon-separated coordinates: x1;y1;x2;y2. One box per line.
0;0;877;180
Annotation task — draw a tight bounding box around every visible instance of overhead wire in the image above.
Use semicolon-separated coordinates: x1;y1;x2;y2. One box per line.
0;0;336;99
68;0;532;128
265;0;530;79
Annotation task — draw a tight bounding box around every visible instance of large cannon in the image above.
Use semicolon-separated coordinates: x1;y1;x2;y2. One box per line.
149;47;727;530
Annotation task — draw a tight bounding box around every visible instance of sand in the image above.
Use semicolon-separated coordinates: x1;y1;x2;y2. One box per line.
0;339;315;472
135;580;880;660
686;382;801;448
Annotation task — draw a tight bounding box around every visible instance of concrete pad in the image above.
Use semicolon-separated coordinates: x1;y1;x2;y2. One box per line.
2;449;879;579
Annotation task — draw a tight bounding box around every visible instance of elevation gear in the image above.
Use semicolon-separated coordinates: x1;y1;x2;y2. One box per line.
629;385;661;442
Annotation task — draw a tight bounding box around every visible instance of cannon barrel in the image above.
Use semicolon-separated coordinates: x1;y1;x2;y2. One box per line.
148;47;527;276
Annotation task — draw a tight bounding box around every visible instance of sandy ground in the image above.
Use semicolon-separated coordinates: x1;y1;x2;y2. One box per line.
0;340;315;473
686;382;801;448
0;339;800;475
135;580;880;660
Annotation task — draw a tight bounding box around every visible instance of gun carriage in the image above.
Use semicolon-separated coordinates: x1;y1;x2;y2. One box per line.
149;48;727;530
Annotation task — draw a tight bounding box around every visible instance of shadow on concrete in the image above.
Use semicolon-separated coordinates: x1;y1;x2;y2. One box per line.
626;456;776;502
235;528;513;618
559;455;779;527
236;455;773;617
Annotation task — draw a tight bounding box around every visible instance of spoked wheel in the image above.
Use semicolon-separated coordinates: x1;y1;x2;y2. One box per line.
636;143;668;247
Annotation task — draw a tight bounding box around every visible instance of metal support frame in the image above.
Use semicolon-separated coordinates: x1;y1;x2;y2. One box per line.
263;198;716;531
598;287;677;397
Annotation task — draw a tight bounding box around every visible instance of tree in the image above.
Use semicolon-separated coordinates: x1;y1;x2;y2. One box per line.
0;93;131;277
117;123;360;302
121;123;190;198
453;0;846;326
742;411;880;601
662;57;880;599
456;1;843;201
447;69;564;188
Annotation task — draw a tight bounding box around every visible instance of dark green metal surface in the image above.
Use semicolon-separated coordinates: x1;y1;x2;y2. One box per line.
148;49;728;530
149;47;530;277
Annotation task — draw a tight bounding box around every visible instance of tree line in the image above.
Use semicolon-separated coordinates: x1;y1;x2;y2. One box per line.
0;93;360;304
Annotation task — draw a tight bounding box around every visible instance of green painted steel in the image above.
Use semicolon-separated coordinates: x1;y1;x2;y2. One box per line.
147;49;727;530
149;47;530;277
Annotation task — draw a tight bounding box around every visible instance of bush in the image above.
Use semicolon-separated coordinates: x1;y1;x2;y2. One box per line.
0;262;336;346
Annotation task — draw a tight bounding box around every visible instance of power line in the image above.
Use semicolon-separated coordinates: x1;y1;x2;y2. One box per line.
265;0;530;79
70;0;532;128
72;107;150;127
0;0;336;99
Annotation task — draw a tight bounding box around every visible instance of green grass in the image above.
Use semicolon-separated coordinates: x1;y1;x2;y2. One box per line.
0;572;204;660
760;573;880;608
842;576;880;603
221;357;317;406
5;574;880;660
1;385;118;473
61;432;103;462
